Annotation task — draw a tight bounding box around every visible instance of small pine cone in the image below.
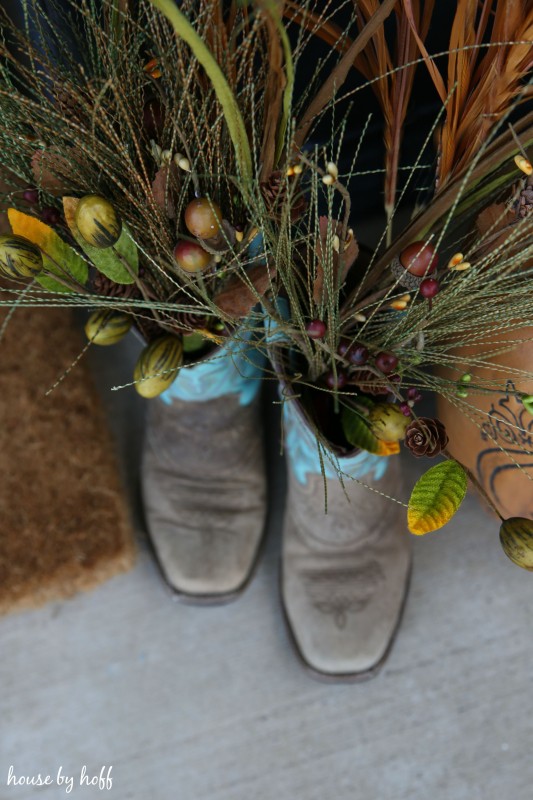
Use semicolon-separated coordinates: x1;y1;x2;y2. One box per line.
348;369;389;396
92;270;163;341
517;184;533;218
260;171;307;222
135;315;167;343
173;309;208;333
405;417;449;457
91;270;139;300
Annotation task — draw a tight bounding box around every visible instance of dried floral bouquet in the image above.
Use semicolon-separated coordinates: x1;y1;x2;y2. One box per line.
0;0;532;567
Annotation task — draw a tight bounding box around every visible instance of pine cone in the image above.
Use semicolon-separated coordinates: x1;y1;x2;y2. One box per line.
173;309;208;333
92;270;165;342
92;270;140;300
348;369;389;396
260;171;307;222
135;315;166;343
517;183;533;219
405;417;449;457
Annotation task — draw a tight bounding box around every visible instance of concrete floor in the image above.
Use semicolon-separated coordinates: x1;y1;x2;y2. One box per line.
2;333;533;800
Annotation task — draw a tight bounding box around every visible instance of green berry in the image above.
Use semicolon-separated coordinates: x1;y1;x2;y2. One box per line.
133;335;183;398
85;310;132;345
368;402;410;442
0;234;42;278
75;195;121;249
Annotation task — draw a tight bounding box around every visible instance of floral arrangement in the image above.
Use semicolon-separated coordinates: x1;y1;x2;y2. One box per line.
0;0;532;566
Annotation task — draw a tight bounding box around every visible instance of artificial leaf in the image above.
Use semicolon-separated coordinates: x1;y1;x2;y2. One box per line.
341;406;399;456
8;208;88;293
31;150;71;195
474;199;533;266
152;163;180;218
214;264;275;318
407;460;467;535
521;395;533;416
63;197;138;284
183;331;206;354
349;368;389;396
475;202;513;236
499;518;533;571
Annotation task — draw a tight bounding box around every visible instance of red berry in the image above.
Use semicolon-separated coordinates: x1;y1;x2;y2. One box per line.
23;188;38;204
184;198;222;239
407;387;422;402
306;319;327;339
349;345;369;366
338;339;350;357
375;351;398;374
325;370;347;389
173;240;212;273
41;206;61;225
399;402;412;417
420;278;440;298
399;241;438;277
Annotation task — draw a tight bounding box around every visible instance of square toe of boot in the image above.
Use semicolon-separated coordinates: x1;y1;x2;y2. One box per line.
282;553;411;679
150;514;264;598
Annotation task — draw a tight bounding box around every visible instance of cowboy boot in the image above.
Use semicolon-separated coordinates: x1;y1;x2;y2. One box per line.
141;331;267;603
280;394;412;680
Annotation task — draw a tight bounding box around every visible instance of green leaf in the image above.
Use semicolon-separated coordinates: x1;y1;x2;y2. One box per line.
521;395;533;416
63;197;138;284
8;208;88;293
499;518;533;570
408;460;468;535
183;331;206;353
37;269;75;293
341;406;400;456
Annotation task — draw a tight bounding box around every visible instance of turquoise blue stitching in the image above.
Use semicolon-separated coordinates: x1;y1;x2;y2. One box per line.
283;399;388;485
161;328;265;406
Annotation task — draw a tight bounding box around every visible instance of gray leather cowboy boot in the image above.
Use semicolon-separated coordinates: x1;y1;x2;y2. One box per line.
142;332;266;603
281;395;412;680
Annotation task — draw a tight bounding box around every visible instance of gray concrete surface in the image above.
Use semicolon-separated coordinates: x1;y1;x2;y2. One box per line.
2;332;533;800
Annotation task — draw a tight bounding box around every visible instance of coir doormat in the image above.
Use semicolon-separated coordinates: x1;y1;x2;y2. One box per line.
0;296;135;614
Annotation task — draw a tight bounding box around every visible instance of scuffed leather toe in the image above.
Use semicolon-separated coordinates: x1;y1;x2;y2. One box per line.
142;392;266;601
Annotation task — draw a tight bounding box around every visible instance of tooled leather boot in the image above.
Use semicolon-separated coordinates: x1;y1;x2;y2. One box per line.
280;395;412;680
142;332;267;603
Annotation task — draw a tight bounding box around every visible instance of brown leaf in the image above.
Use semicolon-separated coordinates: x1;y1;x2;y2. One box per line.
151;163;180;219
313;217;359;304
62;197;79;238
214;264;275;318
475;203;514;237
31;150;71;195
475;201;533;266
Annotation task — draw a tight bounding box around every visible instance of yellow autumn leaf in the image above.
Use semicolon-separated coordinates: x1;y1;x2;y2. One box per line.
376;440;400;456
407;460;468;535
8;208;88;291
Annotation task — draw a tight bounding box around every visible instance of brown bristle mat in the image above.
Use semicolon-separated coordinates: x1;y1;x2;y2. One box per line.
0;294;136;614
